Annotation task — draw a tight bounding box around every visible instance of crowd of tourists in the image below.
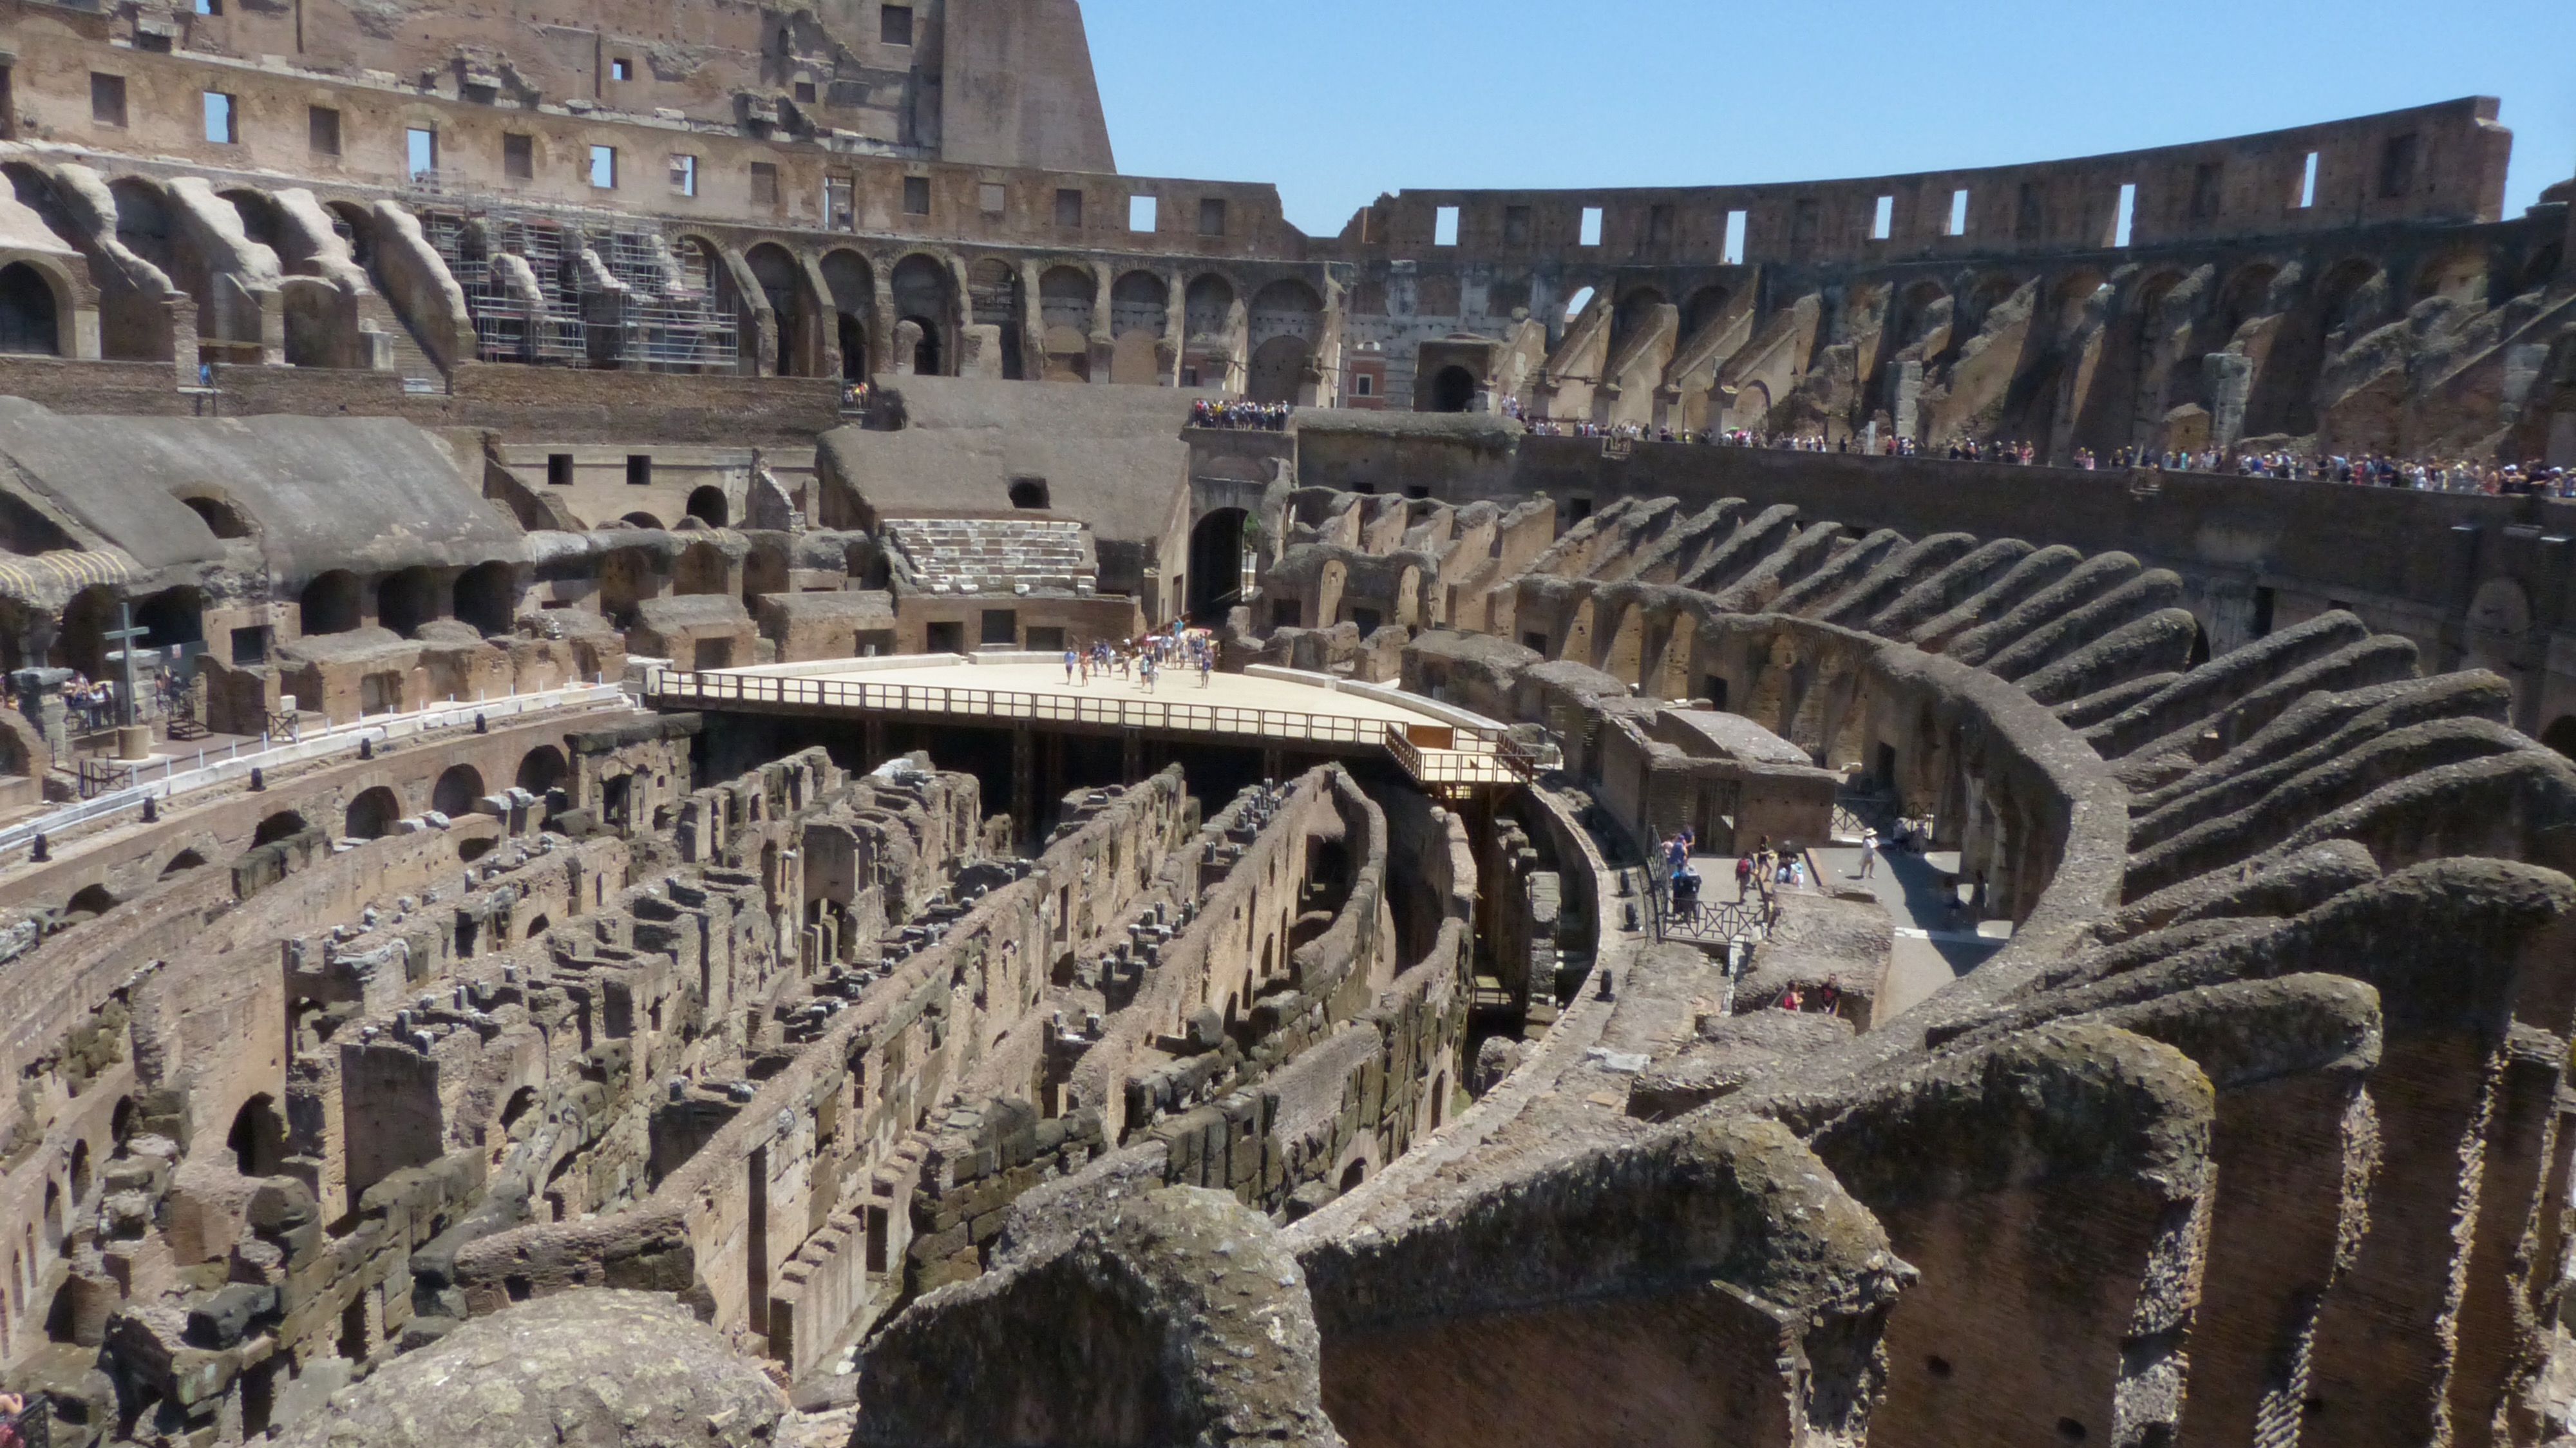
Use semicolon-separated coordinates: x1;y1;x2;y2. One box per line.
1191;399;1292;432
1061;626;1217;694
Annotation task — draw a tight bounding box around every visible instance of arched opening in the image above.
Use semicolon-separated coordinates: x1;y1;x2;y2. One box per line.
1338;1160;1367;1193
251;810;307;847
685;486;729;528
1429;365;1477;413
323;200;375;269
1188;509;1247;622
822;250;873;380
41;1183;59;1246
344;785;401;841
516;745;569;796
376;566;440;638
619;511;665;531
2541;716;2576;764
1008;478;1051;510
1683;286;1733;339
971;258;1026;380
228;1095;283;1177
180;494;252;540
744;243;810;376
135;586;204;650
2188;622;2212;668
1247;278;1321;391
0;263;61;355
299;571;361;636
1184;274;1235;339
52;586;119;678
1611;286;1668;350
431;764;484;818
62;883;115;923
522;913;549;940
1562;285;1597;324
453;561;516;636
891;254;954;377
110;1098;139;1152
159;848;207;876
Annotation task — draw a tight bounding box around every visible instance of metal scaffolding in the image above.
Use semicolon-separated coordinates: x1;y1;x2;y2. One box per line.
409;173;742;371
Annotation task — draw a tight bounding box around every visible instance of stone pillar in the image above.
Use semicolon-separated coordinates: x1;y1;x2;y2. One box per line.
2204;350;2253;452
1892;359;1924;444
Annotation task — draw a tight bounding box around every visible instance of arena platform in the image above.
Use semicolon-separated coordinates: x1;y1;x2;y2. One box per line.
645;655;1540;788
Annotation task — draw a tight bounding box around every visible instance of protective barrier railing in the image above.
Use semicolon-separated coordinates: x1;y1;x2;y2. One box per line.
1647;870;1779;948
0;683;627;859
650;668;1533;763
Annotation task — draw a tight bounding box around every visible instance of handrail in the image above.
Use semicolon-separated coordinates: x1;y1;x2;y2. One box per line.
649;669;1524;756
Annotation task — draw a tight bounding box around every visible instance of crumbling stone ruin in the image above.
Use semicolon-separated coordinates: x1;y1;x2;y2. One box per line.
0;0;2566;1444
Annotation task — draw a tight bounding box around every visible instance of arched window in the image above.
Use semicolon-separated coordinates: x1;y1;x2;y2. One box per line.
0;263;59;356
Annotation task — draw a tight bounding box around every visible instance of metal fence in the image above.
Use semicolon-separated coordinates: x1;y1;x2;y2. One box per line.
1647;872;1778;948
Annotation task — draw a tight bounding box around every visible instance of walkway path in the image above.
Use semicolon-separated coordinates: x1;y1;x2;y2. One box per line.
1687;837;2010;1022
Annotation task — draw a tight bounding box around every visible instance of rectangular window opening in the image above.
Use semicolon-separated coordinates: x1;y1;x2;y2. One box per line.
308;106;340;157
1722;209;1746;265
587;145;617;189
1945;188;1969;237
980;182;1008;216
1352;372;1373;397
903;175;931;216
2113;182;2136;247
1578;206;1604;247
826;174;855;228
406;127;436;180
503;132;533;180
2297;151;2318;209
880;4;914;46
1054;187;1083;227
547;454;574;486
611;57;632;81
979;610;1018;647
1434;205;1459;247
750;162;781;206
1870;195;1893;241
793;80;816;104
668;153;697;196
627;455;652;487
194;0;221;13
1128;195;1158;233
90;73;127;128
203;91;236;144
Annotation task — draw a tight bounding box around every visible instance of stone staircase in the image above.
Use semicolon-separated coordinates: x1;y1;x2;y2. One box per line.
887;518;1095;595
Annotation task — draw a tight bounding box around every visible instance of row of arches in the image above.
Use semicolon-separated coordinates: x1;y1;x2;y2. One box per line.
296;560;518;639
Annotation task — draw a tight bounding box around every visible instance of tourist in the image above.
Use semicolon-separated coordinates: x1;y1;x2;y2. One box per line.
1857;830;1879;880
1063;646;1077;685
1734;853;1754;902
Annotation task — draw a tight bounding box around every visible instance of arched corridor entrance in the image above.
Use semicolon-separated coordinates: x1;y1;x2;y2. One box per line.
1188;509;1247;623
1430;366;1477;412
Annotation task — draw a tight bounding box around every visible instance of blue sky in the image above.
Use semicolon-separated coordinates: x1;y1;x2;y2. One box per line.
1086;0;2576;238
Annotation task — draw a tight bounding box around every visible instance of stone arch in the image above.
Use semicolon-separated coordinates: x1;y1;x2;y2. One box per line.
969;258;1025;379
432;763;485;817
1612;285;1669;350
299;570;362;636
1682;285;1732;339
2215;262;2280;341
1248;279;1321;347
228;1094;283;1177
63;883;115;922
1188;509;1247;622
619;511;665;532
1429;365;1477;413
251;810;307;846
1110;270;1168;339
376;565;441;638
2543;716;2576;763
0;262;61;355
135;585;204;650
1894;279;1950;351
2412;247;2487;304
821;249;874;381
345;786;401;841
1562;285;1598;323
52;585;118;678
744;243;816;377
178;491;253;540
516;745;569;795
322;200;375;268
453;560;517;636
159;848;207;876
68;1141;91;1204
686;486;729;528
1184;274;1235;338
1039;266;1095;382
676;236;747;372
891;253;956;376
1725;379;1772;433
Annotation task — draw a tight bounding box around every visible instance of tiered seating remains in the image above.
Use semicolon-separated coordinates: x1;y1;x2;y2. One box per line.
886;517;1095;595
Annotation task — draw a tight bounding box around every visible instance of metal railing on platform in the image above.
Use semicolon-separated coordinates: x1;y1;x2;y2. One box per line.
1647;871;1778;948
650;669;1545;785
